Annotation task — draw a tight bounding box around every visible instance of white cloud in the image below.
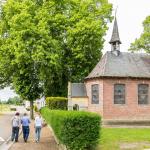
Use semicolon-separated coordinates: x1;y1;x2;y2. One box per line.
0;87;17;101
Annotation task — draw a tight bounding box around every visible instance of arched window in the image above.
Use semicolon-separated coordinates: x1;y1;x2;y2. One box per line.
91;84;99;104
138;84;149;104
114;84;125;104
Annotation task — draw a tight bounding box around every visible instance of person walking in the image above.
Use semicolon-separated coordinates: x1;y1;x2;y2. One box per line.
11;112;21;142
21;113;30;142
34;113;43;142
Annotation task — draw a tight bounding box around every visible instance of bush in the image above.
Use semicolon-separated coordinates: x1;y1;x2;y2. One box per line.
10;106;16;111
46;97;68;110
41;107;101;150
34;105;38;112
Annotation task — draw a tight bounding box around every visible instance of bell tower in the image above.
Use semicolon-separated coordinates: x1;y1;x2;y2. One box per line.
109;17;121;55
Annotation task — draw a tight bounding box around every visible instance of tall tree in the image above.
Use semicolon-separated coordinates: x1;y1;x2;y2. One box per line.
0;0;60;118
39;0;113;96
130;16;150;53
0;0;112;110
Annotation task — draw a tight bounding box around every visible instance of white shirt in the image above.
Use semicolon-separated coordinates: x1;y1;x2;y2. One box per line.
12;116;21;127
34;116;43;127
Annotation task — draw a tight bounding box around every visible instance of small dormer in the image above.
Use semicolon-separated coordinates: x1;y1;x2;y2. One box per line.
109;17;121;56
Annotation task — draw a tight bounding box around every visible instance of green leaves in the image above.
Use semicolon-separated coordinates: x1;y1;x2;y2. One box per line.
0;0;112;97
46;97;68;110
130;16;150;53
41;107;101;150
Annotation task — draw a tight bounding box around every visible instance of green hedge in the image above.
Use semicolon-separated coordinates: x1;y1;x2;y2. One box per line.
41;107;101;150
46;97;68;110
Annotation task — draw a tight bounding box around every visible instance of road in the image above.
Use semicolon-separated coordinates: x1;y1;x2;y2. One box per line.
16;106;27;115
0;106;27;145
0;113;13;145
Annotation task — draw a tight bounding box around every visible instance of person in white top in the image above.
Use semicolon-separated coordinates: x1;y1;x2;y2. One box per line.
11;112;21;142
34;113;43;142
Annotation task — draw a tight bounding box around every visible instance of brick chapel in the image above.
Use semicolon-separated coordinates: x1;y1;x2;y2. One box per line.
68;18;150;121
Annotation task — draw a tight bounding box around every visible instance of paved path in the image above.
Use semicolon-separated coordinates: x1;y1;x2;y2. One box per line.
0;113;13;145
16;106;27;114
9;120;58;150
0;106;28;147
0;105;28;141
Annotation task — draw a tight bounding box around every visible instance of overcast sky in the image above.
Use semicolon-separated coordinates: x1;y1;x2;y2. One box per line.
103;0;150;53
0;87;17;101
0;0;150;101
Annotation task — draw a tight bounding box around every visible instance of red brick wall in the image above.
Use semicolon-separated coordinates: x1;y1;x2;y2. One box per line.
103;78;150;120
85;78;150;120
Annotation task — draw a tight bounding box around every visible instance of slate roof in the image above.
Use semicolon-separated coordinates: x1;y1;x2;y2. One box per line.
109;17;121;44
85;51;150;79
71;83;87;97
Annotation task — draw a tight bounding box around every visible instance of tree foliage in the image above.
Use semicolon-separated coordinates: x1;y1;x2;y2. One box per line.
40;0;113;96
7;96;23;105
0;0;112;101
130;16;150;53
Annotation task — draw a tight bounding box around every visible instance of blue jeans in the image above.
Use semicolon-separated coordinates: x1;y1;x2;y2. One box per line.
35;126;41;142
22;126;30;142
11;127;19;142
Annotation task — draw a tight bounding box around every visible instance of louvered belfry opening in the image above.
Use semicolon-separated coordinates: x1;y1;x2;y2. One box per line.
109;17;121;56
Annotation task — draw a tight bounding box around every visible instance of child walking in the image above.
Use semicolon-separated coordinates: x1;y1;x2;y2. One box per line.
34;113;43;142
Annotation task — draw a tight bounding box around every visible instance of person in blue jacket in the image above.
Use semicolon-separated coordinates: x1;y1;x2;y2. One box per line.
21;113;30;142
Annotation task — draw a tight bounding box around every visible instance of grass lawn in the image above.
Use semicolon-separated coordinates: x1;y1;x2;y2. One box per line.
0;104;10;113
98;128;150;150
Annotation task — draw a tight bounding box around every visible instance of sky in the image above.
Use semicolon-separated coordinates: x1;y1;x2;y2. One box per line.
0;0;150;101
0;87;17;101
103;0;150;53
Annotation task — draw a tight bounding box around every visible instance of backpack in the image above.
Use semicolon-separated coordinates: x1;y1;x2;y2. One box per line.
12;116;20;127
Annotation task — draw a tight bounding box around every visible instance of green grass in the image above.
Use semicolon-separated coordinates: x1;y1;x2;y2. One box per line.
98;128;150;150
0;104;10;113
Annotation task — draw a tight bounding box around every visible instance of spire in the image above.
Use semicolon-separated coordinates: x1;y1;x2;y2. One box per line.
109;15;122;56
109;17;121;44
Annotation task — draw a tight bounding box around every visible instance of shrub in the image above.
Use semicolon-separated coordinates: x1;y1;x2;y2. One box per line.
34;105;38;112
10;107;16;111
41;107;101;150
46;97;68;110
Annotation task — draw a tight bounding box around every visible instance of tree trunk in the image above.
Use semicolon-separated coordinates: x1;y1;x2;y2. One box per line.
30;101;34;119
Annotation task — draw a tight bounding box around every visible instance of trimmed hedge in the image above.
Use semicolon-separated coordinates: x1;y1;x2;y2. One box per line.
41;107;101;150
46;97;67;110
